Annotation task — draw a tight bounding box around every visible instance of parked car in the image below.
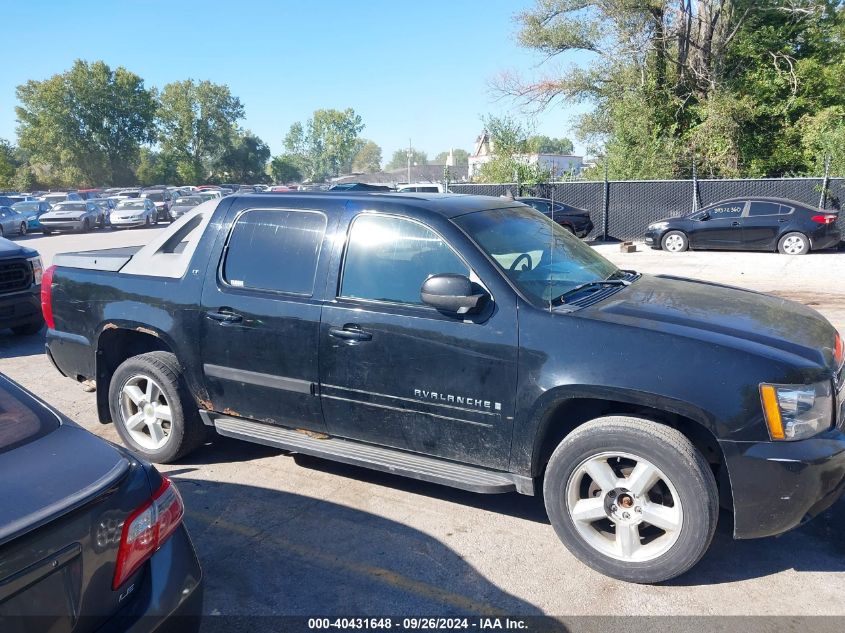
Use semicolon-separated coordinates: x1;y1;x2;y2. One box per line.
116;189;141;199
0;206;29;237
516;197;595;238
42;193;845;584
330;182;391;192
170;195;203;219
11;200;52;231
141;189;173;222
196;190;222;202
396;183;448;193
0;238;42;335
0;373;203;630
92;197;117;225
645;197;841;255
76;188;103;200
38;201;102;234
110;198;157;228
41;192;80;206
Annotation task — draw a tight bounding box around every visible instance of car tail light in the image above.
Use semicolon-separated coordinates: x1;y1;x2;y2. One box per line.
40;265;56;329
835;332;843;367
811;214;837;225
112;476;185;590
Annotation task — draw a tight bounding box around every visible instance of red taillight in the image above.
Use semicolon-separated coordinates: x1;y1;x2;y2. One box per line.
112;476;185;590
40;265;56;329
811;214;837;225
835;332;844;367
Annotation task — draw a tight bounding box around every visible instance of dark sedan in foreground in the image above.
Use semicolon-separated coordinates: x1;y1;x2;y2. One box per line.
0;374;202;632
516;197;594;237
645;197;841;255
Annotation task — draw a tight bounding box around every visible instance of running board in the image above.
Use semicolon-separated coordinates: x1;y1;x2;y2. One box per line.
205;413;533;495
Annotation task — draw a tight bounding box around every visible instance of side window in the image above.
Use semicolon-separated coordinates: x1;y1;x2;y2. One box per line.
705;203;744;218
528;200;550;214
747;201;783;217
341;214;469;305
222;209;327;295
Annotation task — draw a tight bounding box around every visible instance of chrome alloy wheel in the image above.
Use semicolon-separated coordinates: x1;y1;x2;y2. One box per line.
566;452;683;562
119;374;173;450
663;234;685;252
782;235;806;255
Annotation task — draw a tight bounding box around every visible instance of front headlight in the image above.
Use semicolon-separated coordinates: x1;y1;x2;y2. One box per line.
760;380;834;440
27;256;43;285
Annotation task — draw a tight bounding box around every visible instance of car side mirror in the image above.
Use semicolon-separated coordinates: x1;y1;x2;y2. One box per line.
699;212;710;221
421;274;488;315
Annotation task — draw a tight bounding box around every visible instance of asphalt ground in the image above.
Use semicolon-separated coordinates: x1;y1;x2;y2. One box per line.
0;227;843;631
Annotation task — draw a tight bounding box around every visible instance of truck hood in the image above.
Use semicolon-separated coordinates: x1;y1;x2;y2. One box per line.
0;424;129;546
0;236;36;259
585;274;840;370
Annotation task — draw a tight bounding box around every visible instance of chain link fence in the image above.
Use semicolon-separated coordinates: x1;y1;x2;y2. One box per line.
450;178;845;241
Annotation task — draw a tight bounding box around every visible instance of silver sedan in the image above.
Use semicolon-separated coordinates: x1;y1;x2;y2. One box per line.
0;206;29;238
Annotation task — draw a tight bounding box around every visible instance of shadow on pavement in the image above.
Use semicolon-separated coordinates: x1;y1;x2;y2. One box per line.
0;329;45;359
170;476;549;632
179;435;844;587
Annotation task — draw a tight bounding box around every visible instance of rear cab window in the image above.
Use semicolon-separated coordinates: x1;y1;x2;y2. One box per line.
222;208;328;295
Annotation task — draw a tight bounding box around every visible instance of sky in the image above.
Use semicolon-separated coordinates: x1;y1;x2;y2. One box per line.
0;0;592;163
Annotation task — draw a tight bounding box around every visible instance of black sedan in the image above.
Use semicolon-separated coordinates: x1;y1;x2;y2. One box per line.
0;373;202;631
645;197;841;255
515;197;594;237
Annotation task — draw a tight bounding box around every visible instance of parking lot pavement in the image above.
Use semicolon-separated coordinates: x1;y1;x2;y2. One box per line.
1;229;844;622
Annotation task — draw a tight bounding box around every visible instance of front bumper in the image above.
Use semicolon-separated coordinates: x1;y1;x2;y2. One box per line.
644;228;662;248
97;525;203;633
0;287;41;330
110;218;147;227
720;427;845;539
40;220;85;231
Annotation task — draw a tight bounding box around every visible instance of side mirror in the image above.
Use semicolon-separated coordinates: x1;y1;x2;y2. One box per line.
699;212;710;221
421;274;488;315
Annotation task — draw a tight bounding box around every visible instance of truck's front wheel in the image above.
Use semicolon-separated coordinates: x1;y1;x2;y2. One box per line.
109;351;206;463
543;416;718;584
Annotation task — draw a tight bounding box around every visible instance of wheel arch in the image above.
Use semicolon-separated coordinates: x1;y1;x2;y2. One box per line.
94;324;176;424
526;389;731;510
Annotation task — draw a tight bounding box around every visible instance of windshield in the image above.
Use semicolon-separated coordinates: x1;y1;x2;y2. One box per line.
118;200;145;209
453;206;618;304
55;203;86;211
12;202;39;213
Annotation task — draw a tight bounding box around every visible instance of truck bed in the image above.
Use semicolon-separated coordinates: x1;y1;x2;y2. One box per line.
52;246;142;272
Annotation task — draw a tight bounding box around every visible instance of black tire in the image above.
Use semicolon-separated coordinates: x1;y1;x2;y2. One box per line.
562;224;575;235
12;319;43;336
145;215;152;226
109;351;206;463
661;230;688;253
82;218;90;233
777;231;810;255
543;416;718;584
0;226;4;238
19;223;27;236
41;229;51;235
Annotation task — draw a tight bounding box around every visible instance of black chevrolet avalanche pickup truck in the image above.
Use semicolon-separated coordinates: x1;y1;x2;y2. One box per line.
43;193;845;583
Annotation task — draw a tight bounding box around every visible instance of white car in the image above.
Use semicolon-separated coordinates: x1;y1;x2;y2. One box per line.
196;190;222;202
396;183;449;193
110;198;157;228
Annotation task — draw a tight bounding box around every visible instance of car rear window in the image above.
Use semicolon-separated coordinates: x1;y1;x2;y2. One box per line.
222;209;327;295
748;201;791;216
0;378;59;454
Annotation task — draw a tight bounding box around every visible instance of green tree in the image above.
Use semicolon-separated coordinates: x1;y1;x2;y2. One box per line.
135;148;179;186
474;115;551;184
15;59;156;186
528;135;574;154
270;155;303;183
283;108;365;181
0;140;16;189
434;149;469;165
496;0;845;178
214;131;270;183
351;139;382;172
157;79;245;184
386;147;428;170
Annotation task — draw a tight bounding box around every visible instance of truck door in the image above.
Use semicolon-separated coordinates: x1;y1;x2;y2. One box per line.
200;203;334;433
318;211;518;470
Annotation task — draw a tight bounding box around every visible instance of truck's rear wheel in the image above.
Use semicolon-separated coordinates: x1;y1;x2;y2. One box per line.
543;416;718;583
109;351;206;463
